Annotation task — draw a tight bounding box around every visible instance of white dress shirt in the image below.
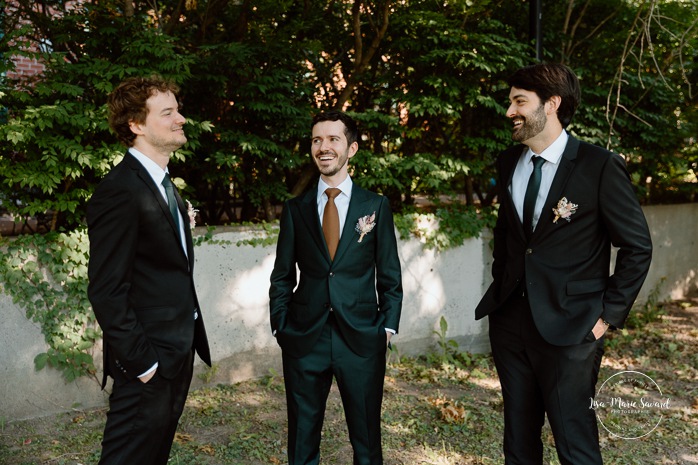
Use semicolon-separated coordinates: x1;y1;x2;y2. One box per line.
317;175;353;235
510;130;568;230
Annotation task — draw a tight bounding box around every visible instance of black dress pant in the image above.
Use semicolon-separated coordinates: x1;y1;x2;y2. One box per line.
98;350;194;465
489;294;604;465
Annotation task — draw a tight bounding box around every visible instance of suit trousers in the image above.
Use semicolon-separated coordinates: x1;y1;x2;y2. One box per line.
489;294;604;465
98;350;194;465
282;314;386;465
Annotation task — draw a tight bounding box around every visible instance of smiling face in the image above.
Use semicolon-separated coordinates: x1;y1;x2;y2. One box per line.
129;90;186;166
506;86;550;147
311;119;358;186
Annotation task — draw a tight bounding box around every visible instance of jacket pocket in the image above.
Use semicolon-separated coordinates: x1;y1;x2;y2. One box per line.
134;306;178;322
566;277;607;296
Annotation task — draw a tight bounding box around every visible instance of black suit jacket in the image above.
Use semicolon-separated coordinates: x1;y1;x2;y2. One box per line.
269;183;403;359
475;136;652;346
87;151;211;388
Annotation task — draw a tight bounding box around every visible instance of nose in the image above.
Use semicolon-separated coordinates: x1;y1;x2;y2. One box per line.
320;139;332;151
175;111;186;125
506;102;517;119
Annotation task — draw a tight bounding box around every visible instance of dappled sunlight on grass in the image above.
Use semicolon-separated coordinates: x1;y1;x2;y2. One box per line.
1;296;696;464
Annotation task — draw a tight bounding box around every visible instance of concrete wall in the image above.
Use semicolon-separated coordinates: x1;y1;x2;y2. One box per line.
1;203;696;421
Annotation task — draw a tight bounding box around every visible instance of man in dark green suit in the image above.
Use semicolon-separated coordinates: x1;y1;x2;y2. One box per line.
269;110;403;465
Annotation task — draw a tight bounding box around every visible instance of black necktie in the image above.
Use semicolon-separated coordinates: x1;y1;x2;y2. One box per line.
523;156;545;237
162;173;181;236
323;188;341;261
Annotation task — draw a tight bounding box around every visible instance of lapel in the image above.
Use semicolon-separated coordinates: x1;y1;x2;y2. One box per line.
173;188;196;268
125;151;189;262
297;182;374;265
333;185;371;264
532;136;580;238
298;185;330;262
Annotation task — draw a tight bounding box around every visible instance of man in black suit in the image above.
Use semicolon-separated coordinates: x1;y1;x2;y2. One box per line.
269;111;402;465
475;63;652;464
87;75;211;465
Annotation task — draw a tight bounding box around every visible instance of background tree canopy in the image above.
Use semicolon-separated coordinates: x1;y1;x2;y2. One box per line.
1;0;696;232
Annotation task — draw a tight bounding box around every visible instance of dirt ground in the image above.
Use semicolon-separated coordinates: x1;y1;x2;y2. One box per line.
1;293;697;465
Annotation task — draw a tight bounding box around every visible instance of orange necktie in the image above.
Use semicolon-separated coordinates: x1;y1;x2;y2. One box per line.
323;188;341;260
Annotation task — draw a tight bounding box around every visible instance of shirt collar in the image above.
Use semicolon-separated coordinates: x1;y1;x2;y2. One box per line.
317;175;353;201
527;130;568;165
129;148;169;184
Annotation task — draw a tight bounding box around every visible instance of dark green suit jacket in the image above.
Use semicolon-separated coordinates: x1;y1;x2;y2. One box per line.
269;182;403;358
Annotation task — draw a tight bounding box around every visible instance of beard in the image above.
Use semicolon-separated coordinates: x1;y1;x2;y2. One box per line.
315;149;350;177
150;130;187;154
511;103;547;143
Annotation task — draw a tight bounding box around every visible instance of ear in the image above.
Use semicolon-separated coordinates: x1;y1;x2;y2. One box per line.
546;96;562;115
128;120;145;136
347;141;359;159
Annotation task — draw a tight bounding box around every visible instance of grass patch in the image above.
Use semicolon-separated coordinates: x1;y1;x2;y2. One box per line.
1;295;696;464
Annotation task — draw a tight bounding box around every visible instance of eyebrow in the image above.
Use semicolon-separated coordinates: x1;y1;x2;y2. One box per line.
312;134;342;139
510;94;529;101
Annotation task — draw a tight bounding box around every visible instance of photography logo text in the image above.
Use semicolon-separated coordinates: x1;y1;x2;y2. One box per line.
590;370;671;439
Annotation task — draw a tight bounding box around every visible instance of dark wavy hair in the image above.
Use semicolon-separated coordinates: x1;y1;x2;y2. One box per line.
107;75;180;147
507;63;581;128
311;110;359;146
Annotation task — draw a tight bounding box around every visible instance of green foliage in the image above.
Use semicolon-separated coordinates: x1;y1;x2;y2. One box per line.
625;277;668;329
235;222;280;248
0;230;98;383
197;363;220;385
427;316;482;371
432;316;461;366
192;226;235;248
1;0;695;232
394;204;498;250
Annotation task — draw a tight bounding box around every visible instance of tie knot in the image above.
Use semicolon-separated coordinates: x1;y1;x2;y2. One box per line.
325;187;341;200
162;173;173;188
531;156;545;169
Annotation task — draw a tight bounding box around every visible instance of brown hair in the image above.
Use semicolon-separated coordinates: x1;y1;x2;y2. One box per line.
107;75;180;147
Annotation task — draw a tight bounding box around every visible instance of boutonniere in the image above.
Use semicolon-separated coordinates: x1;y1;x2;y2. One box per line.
552;197;578;223
355;211;377;242
186;200;198;229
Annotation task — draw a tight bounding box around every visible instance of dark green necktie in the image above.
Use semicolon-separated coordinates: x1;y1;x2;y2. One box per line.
523;156;545;238
162;173;181;235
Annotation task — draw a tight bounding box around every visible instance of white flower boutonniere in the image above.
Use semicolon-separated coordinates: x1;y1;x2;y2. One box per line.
186;200;198;229
355;211;377;242
552;197;578;224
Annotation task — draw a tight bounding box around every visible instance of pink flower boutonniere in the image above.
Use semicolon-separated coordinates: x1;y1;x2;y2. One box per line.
355;211;377;242
186;200;198;229
552;197;578;224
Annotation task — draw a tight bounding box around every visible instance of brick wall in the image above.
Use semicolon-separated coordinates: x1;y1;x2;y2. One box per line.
7;54;45;79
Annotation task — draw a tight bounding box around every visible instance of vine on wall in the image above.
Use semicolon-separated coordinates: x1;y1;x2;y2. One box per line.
0;229;99;384
0;211;492;382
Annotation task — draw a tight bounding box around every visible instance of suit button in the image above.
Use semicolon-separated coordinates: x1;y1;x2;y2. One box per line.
329;272;335;277
526;248;533;255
